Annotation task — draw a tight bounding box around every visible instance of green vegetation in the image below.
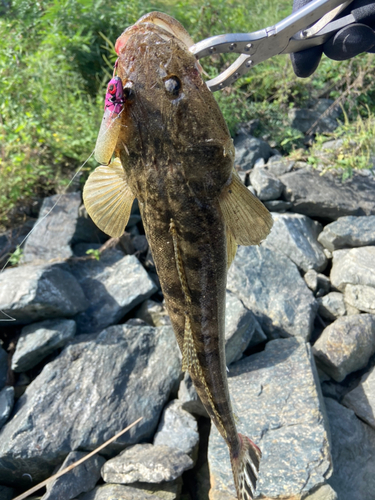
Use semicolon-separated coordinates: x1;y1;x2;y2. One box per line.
86;247;101;260
1;0;374;228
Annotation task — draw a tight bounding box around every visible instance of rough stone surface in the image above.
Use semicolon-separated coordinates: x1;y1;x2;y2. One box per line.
330;247;375;291
317;215;375;251
227;245;317;340
178;373;208;418
224;291;258;365
42;451;105;500
0;348;6;391
249;168;283;201
134;300;171;327
12;318;76;372
317;292;346;321
325;397;375;500
304;269;319;293
208;338;331;500
79;482;181;500
65;249;157;333
0;387;14;430
0;486;13;500
313;314;375;382
0;324;181;486
266;156;295;176
344;284;375;314
234;133;273;169
0;263;88;325
153;400;199;460
342;365;375;429
280;168;375;220
22;193;82;263
101;444;193;484
263;213;327;272
303;484;338;500
288;99;341;134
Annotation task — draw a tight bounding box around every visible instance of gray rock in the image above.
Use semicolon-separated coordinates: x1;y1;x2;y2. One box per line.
153;400;199;460
177;373;208;418
0;486;14;500
66;250;157;333
42;451;105;500
344;284;375;314
72;205;108;246
79;482;181;500
0;348;6;391
263;200;292;212
246;321;267;348
227;245;317;340
101;444;193;483
0;387;14;430
224;292;258;365
0;263;88;325
263;213;327;272
12;319;76;372
266;156;295;176
318;292;346;321
288;99;341;134
303;484;338;500
342;365;375;429
0;324;181;486
305;269;319;293
323;248;332;259
313;314;375;382
317;215;375;251
208;338;331;500
233;133;273;169
249;168;283;201
330;247;375;291
325;397;375;500
280;168;375;220
134;300;171;327
22;193;82;263
315;274;331;297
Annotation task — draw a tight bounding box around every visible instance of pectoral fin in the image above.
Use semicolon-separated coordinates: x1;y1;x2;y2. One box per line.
83;158;135;238
219;172;273;246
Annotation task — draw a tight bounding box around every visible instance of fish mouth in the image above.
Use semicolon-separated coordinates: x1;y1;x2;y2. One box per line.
115;12;203;72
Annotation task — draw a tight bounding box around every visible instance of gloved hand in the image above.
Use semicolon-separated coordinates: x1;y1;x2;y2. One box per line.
290;0;375;77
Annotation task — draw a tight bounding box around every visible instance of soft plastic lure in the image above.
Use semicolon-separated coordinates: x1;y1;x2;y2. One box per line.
94;67;124;165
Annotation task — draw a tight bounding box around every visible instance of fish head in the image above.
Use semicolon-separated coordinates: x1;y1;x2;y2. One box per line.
113;13;234;199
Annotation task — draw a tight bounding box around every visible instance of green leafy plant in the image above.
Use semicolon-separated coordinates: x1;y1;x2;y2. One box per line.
8;246;23;266
86;248;101;260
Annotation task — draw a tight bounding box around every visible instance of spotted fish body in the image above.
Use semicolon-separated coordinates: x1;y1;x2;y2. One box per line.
83;12;273;499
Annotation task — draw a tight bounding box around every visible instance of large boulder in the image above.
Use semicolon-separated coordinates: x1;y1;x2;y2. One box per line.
0;324;181;487
233;133;273;170
342;365;375;430
0;263;88;325
313;314;375;382
279;167;375;220
317;215;375;251
263;213;327;272
208;338;332;500
65;249;157;333
11;318;76;372
22;193;82;263
330;247;375;291
325;398;375;500
227;245;317;340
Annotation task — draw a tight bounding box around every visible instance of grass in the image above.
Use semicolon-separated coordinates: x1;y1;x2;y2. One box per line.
0;0;374;229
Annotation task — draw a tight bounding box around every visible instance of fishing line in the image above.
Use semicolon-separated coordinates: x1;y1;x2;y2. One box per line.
0;107;124;322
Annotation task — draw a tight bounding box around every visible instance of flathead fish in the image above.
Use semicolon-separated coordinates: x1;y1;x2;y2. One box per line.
84;12;273;500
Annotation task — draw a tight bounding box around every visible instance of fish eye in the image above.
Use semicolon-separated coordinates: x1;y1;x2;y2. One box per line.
164;76;181;96
123;81;135;101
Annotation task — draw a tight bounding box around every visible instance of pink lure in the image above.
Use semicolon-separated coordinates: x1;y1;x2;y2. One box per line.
105;76;124;115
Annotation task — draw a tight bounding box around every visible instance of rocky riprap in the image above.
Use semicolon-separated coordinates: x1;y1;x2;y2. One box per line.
0;113;375;500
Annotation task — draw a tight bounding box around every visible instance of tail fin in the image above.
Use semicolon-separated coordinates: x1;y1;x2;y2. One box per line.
230;433;261;500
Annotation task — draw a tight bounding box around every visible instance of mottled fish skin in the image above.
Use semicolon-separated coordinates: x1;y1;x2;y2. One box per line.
116;23;238;448
85;14;271;500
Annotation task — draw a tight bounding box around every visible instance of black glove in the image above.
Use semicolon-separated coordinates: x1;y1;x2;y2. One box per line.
290;0;375;77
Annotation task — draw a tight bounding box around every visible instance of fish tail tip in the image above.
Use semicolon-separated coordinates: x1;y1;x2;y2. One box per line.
230;433;261;500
